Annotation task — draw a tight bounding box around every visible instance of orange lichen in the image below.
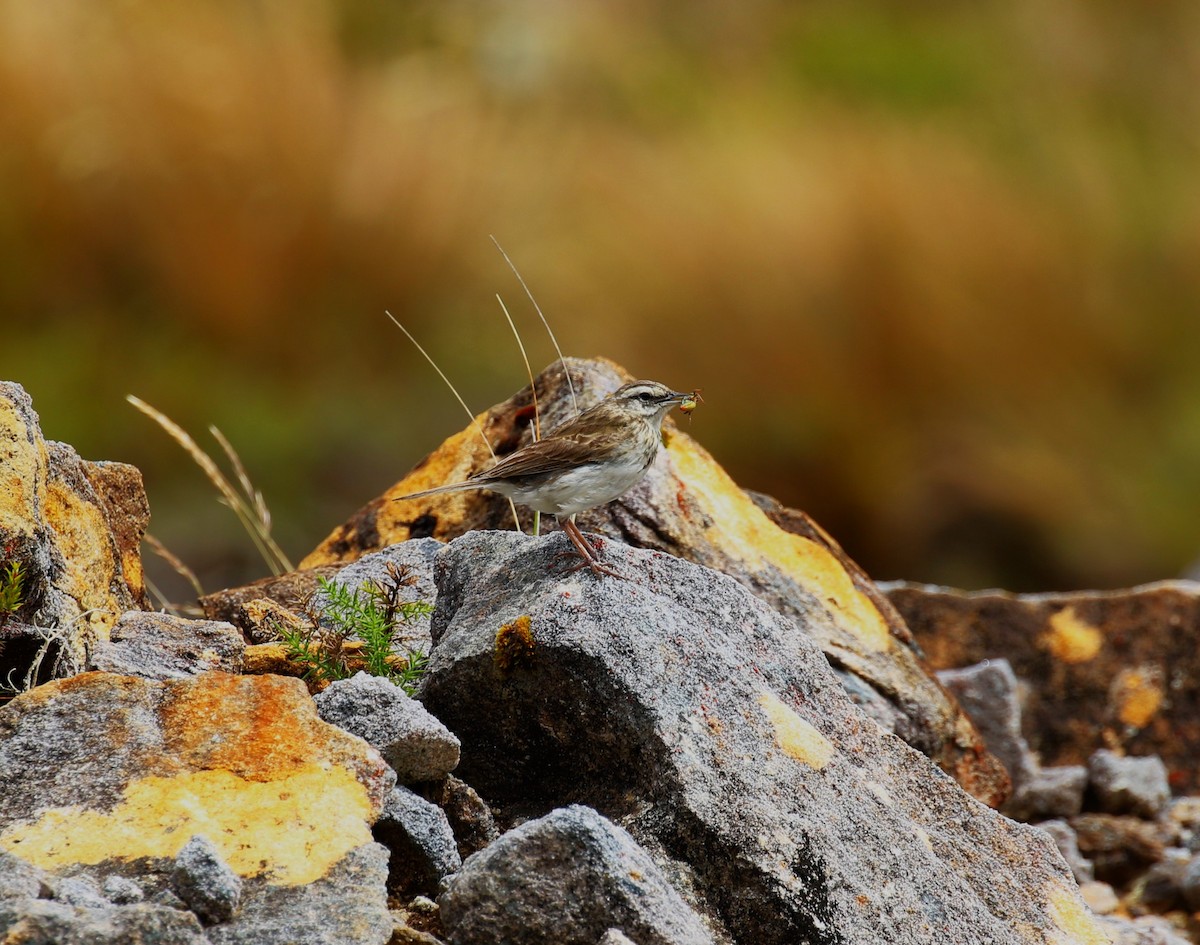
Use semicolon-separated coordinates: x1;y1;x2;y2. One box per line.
1042;607;1103;664
494;615;535;675
1111;666;1164;729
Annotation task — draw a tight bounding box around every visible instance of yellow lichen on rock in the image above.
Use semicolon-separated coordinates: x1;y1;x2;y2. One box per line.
1044;878;1115;945
1110;665;1164;729
0;765;373;886
42;477;122;638
0;390;47;531
669;438;892;653
758;691;835;769
1042;607;1103;664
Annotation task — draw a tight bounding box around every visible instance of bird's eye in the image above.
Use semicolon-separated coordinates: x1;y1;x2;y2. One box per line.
637;391;655;402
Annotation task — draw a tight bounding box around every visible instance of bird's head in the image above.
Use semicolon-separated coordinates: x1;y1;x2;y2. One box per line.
608;380;694;424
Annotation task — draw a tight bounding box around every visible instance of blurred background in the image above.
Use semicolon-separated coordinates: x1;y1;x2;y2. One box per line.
3;0;1199;600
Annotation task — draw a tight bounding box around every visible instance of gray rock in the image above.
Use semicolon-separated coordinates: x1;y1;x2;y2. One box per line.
171;835;242;925
1179;852;1200;912
436;775;499;859
422;530;1107;945
0;898;206;944
54;876;108;908
0;850;52;899
374;786;462;895
205;841;393;945
1007;766;1089;821
1098;914;1193;945
318;540;441;657
1035;820;1093;884
88;611;245;679
440;805;715;945
1088;749;1171;818
1126;848;1189;914
102;875;145;904
315;672;460;783
937;659;1037;789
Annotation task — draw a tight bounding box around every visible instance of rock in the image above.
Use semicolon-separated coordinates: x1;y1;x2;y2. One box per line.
0;671;395;945
1088;749;1171;819
1007;766;1089;822
171;834;243;925
1164;797;1200;853
102;875;145;904
1098;914;1193;945
314;672;460;783
1071;814;1170;886
0;850;52;899
1179;852;1200;912
199;564;341;631
0;382;150;684
886;580;1200;793
54;876;108;908
937;658;1036;789
1035;819;1093;884
236;597;310;645
373;786;462;896
422;530;1107;945
439;805;716;945
88;611;245;679
1126;848;1189;915
599;931;640;945
1078;881;1120;915
203;842;393;945
436;775;500;859
0;899;207;944
301;358;1008;807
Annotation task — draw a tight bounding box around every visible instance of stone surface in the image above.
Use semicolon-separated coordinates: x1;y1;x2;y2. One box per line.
421;530;1108;945
171;834;243;925
1008;766;1090;822
0;671;396;944
314;671;460;783
1036;819;1094;884
886;580;1200;793
301;358;1007;807
439;805;716;945
1088;750;1171;819
436;775;500;859
88;610;245;679
1070;814;1170;886
1079;881;1120;915
0;382;150;682
1181;853;1200;912
54;876;108;908
0;849;52;899
1126;848;1189;914
373;786;462;896
1098;915;1193;945
0;899;207;944
198;564;340;631
937;658;1037;790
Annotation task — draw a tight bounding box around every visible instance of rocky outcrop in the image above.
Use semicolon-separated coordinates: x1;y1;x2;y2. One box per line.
886;581;1200;794
1;381;150;683
301;358;1007;806
419;530;1105;945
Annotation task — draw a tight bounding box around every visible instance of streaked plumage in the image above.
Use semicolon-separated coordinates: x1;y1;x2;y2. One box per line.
396;380;693;576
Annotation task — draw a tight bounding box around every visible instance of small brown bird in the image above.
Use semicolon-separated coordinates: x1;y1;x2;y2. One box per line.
395;380;697;576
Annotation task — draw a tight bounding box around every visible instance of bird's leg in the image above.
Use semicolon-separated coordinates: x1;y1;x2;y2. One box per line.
557;515;624;579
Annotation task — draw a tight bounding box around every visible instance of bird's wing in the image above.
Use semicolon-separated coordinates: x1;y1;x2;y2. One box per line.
473;416;617;482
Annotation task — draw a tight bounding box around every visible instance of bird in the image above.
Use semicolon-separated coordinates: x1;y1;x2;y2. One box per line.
394;380;699;577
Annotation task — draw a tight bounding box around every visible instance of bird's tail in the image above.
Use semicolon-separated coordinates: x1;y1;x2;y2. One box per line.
392;480;483;502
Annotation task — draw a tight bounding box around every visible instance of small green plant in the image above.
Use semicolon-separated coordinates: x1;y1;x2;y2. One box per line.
280;562;433;693
0;560;25;627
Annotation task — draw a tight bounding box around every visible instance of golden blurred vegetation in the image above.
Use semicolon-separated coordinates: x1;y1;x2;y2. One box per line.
3;0;1200;596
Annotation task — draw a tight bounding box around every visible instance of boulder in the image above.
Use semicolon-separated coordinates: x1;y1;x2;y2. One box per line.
439;805;716;945
302;358;1006;806
420;530;1107;945
1087;749;1171;819
887;580;1200;793
0;381;149;683
87;611;245;679
0;671;395;944
373;786;462;896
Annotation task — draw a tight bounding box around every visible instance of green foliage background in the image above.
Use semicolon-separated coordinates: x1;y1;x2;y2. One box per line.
3;0;1199;594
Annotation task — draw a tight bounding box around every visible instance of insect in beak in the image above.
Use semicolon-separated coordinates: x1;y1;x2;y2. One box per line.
678;389;703;415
